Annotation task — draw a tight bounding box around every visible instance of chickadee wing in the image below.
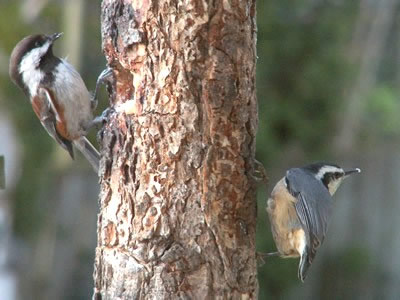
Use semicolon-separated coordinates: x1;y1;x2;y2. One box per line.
36;87;74;158
285;168;334;261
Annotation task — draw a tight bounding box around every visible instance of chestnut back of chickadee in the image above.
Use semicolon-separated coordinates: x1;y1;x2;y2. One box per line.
9;33;100;172
266;162;360;281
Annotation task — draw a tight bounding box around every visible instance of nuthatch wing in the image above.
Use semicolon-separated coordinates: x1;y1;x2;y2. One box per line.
265;162;360;282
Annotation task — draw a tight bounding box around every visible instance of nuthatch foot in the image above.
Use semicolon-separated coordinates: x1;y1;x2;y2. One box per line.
264;162;360;282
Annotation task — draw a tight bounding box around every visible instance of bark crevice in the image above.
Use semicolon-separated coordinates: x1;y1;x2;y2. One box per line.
94;0;258;298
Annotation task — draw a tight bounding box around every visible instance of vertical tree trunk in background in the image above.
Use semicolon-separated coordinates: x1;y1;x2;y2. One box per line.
335;0;397;152
93;0;258;299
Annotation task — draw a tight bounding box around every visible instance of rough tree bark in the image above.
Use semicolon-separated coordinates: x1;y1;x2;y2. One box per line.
93;0;258;299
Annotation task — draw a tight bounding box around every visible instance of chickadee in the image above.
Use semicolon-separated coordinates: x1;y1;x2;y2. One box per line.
265;162;360;281
9;33;106;172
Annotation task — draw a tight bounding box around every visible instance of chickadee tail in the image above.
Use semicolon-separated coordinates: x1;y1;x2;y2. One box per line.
298;249;312;282
72;137;100;173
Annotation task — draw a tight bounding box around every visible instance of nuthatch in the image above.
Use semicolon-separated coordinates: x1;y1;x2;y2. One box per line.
265;162;361;282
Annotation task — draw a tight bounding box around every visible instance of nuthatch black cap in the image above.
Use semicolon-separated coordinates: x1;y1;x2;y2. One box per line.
265;162;361;282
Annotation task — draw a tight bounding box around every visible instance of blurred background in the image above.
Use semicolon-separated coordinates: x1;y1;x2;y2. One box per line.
0;1;103;299
0;0;399;299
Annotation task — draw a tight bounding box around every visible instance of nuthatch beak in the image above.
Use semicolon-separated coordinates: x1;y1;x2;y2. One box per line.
265;162;361;281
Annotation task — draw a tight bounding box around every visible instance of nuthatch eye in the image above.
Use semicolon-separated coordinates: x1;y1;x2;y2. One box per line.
265;162;361;282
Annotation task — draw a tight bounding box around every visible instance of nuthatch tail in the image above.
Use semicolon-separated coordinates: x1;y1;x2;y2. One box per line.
265;162;360;282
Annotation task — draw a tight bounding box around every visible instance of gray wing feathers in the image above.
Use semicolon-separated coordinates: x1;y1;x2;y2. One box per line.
41;116;74;158
39;87;74;158
40;87;99;170
286;168;333;249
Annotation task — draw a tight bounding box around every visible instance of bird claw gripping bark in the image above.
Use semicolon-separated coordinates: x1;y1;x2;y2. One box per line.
252;159;268;184
91;67;114;111
88;67;115;130
90;107;116;128
256;251;280;266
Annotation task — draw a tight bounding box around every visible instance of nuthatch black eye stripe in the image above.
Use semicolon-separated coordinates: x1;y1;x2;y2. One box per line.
265;162;360;282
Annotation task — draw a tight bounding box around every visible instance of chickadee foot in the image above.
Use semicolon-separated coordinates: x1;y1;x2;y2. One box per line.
92;67;114;111
252;159;268;184
90;107;116;129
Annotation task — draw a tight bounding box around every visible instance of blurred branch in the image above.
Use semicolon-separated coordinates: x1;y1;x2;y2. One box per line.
335;0;398;151
51;0;84;165
21;0;49;22
62;0;84;69
396;10;400;88
0;156;4;189
0;48;8;75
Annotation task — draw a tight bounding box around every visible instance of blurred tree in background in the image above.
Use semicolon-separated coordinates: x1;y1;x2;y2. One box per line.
256;1;357;164
256;1;359;298
1;0;400;299
1;1;104;299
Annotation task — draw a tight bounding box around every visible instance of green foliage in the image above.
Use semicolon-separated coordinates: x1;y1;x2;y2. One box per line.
256;0;362;296
2;0;388;298
318;247;370;297
365;85;400;137
0;2;91;240
256;1;357;166
1;0;105;240
0;2;52;239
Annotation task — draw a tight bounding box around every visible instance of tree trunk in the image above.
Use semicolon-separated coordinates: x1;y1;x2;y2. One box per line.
93;0;258;299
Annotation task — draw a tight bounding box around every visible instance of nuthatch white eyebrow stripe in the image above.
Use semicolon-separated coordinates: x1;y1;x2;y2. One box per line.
265;162;361;282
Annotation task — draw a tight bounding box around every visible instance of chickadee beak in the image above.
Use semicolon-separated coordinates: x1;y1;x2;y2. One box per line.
344;168;361;177
49;32;63;42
